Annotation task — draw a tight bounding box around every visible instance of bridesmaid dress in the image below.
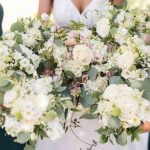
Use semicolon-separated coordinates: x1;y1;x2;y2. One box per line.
0;3;25;150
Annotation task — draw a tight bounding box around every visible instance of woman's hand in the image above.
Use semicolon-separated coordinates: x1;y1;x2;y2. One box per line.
140;122;150;132
112;0;124;6
38;0;53;16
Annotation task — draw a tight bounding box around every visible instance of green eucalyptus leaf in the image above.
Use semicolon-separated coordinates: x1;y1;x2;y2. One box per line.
109;76;125;84
24;144;34;150
43;31;51;39
71;108;81;112
131;79;150;100
88;67;98;81
80;113;97;119
62;99;73;108
90;104;98;113
97;127;108;135
56;86;66;93
34;125;48;138
108;116;121;129
116;130;127;146
44;58;57;69
46;110;57;121
14;43;22;52
70;21;85;30
54;39;64;46
110;27;117;35
0;82;13;92
65;108;68;120
11;22;25;32
99;134;108;144
79;90;97;107
55;105;64;116
0;76;10;87
16;34;23;44
132;132;140;142
65;70;75;79
0;92;4;104
15;132;30;144
84;65;90;71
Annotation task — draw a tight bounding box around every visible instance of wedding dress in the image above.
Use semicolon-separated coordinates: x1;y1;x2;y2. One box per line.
36;0;148;149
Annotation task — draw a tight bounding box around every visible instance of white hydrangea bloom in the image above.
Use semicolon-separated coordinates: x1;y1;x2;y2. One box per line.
84;77;108;93
98;84;150;128
116;51;135;70
47;118;64;141
96;17;110;38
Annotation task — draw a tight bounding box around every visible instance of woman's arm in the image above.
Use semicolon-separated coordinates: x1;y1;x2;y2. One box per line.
38;0;53;16
140;122;150;133
111;0;124;6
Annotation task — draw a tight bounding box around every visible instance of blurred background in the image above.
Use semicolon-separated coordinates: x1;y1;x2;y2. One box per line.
0;0;38;30
0;0;150;31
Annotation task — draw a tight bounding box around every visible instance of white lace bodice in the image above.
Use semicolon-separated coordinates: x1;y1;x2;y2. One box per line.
53;0;111;28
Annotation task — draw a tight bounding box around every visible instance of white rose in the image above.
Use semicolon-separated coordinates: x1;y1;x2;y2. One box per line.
115;10;126;23
114;27;128;45
4;90;17;108
96;17;110;38
21;94;49;120
34;77;53;94
72;45;93;66
34;94;49;113
103;84;119;100
63;60;83;77
41;13;50;21
116;51;135;70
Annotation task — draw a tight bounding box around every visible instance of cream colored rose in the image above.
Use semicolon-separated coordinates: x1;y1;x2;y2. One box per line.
116;51;135;70
41;13;50;21
4;90;17;108
96;17;110;38
63;60;83;77
72;45;93;66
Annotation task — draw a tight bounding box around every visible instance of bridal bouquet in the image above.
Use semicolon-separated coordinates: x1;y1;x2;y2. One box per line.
0;15;71;149
0;3;150;149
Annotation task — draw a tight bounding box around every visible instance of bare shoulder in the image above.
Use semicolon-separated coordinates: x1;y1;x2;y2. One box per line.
38;0;53;16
